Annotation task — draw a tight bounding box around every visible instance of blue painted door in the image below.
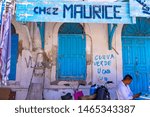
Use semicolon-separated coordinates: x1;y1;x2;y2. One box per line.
9;34;18;80
122;36;150;94
57;34;86;80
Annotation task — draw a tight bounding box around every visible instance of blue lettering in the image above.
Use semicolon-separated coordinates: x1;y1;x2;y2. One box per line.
83;5;92;18
114;5;121;19
142;6;149;11
100;61;103;66
102;70;105;74
63;4;73;18
95;55;99;60
74;5;83;18
99;76;103;80
102;5;105;19
34;7;39;14
39;7;46;14
62;4;123;19
97;68;101;74
53;8;58;15
93;6;101;19
108;61;111;66
104;61;107;66
110;54;114;59
47;7;51;15
136;0;150;15
102;69;111;74
103;55;106;60
143;10;150;14
94;61;101;66
104;77;108;81
95;54;114;61
99;55;103;60
105;6;113;19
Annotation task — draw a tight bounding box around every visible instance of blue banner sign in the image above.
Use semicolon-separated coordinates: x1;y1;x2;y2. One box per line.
130;0;150;17
16;0;135;24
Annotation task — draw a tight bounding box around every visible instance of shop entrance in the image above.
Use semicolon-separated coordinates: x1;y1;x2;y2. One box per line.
122;18;150;93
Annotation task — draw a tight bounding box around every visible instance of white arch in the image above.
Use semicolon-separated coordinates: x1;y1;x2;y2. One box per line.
12;17;32;50
45;22;93;83
51;23;92;46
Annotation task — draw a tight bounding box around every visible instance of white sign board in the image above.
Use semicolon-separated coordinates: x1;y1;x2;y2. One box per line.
130;0;150;17
16;0;135;24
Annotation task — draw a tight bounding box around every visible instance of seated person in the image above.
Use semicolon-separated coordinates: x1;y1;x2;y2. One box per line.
116;74;141;100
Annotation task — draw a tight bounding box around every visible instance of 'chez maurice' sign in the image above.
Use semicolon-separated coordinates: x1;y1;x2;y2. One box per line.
130;0;150;17
16;0;135;24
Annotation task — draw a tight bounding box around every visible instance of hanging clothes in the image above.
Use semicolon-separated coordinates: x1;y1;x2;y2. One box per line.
0;5;12;85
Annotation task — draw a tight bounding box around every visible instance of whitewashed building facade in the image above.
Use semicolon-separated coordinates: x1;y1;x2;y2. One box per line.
1;0;150;99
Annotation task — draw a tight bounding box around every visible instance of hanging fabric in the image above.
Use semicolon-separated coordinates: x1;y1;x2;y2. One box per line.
0;0;6;25
0;3;12;85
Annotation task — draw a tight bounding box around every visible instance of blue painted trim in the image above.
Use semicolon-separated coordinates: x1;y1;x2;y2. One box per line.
37;22;45;49
0;0;6;24
59;23;84;34
122;36;150;39
108;24;118;50
122;18;150;36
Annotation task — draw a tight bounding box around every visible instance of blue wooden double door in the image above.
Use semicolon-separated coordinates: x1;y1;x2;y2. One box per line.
122;17;150;94
57;23;86;80
122;37;150;94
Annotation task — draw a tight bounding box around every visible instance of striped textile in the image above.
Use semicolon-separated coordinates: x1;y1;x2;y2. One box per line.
0;0;6;24
0;7;11;85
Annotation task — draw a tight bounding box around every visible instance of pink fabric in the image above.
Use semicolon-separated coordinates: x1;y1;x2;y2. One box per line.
74;91;84;100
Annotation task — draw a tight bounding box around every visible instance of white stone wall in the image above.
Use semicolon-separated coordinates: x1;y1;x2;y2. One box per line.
10;17;124;99
44;23;123;84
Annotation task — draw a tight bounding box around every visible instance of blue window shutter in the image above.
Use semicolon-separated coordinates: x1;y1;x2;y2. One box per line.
57;23;86;81
9;34;18;80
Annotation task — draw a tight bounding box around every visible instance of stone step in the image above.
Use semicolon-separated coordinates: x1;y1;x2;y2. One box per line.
26;83;43;100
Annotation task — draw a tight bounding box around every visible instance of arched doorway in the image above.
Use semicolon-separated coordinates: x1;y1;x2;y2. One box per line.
57;23;86;80
122;18;150;94
9;24;18;80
